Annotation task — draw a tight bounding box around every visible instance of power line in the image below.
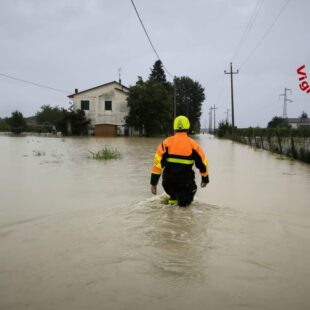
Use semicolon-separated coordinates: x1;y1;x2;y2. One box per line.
129;0;173;78
232;0;265;62
0;73;70;94
240;0;291;69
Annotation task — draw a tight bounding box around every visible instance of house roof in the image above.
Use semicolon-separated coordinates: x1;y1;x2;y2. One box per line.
68;81;129;98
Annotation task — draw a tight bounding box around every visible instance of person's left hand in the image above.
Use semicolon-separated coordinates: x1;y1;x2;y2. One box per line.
151;185;157;195
201;182;207;188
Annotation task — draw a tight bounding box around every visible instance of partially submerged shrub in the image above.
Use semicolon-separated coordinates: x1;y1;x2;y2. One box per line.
33;150;46;156
89;146;121;160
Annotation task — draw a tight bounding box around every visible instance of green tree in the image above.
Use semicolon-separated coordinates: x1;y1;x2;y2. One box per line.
149;60;167;84
126;78;172;136
125;77;145;135
36;105;63;126
300;111;308;119
216;121;234;137
35;104;89;135
174;76;205;133
126;60;205;136
7;110;26;133
149;59;174;95
0;117;9;132
267;116;290;128
62;109;90;135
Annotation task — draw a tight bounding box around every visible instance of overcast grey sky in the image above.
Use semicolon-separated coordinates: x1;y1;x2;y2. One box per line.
0;0;309;127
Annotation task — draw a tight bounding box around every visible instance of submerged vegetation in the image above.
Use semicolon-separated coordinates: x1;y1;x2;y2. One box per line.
33;150;46;156
89;146;121;160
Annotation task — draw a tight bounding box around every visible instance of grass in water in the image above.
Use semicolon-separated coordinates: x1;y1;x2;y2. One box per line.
89;146;121;160
33;150;46;156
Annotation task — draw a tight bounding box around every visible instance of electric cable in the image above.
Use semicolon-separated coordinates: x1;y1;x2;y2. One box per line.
0;73;70;94
232;0;265;62
129;0;173;78
240;0;291;69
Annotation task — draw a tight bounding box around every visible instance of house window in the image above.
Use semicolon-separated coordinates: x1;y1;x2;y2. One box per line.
105;101;112;111
81;100;89;110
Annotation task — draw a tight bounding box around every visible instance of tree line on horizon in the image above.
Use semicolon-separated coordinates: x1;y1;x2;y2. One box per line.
216;111;309;138
0;107;89;135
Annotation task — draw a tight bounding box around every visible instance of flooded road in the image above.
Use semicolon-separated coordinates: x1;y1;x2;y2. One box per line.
1;134;310;310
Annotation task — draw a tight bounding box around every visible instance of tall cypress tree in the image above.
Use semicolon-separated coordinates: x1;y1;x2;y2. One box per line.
149;60;167;84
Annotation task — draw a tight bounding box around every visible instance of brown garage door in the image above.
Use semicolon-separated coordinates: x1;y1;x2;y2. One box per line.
95;124;117;137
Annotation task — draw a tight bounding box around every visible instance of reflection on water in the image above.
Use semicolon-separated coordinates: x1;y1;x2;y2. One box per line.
1;135;310;310
126;195;216;282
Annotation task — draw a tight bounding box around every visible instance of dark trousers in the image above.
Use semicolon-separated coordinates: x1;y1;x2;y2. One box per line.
163;181;197;207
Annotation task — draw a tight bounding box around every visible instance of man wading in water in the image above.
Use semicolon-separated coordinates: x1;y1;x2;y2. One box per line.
150;115;209;207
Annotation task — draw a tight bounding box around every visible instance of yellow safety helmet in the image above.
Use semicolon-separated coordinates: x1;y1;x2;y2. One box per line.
173;115;190;131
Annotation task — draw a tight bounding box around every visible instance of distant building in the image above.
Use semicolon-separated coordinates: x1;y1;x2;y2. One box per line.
287;117;310;129
68;81;131;137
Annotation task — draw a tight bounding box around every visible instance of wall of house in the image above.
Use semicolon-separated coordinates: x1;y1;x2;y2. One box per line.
71;83;128;129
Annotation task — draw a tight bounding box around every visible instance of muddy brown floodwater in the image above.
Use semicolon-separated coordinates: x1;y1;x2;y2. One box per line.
1;134;310;310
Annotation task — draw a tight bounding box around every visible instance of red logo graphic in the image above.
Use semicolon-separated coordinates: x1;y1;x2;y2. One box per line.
297;65;310;94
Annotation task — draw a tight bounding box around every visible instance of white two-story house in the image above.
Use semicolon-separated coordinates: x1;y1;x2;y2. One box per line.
68;81;130;136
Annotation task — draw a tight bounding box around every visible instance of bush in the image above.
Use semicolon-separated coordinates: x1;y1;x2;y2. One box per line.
89;146;121;160
7;111;26;133
216;121;235;137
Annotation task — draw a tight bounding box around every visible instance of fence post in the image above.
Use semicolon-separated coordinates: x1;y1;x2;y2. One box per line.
260;136;264;149
276;132;282;154
291;136;297;159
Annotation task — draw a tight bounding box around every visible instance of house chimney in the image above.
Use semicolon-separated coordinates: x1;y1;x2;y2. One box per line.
118;68;122;85
75;88;78;94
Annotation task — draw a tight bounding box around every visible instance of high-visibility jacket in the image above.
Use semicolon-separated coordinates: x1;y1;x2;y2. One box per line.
150;132;209;186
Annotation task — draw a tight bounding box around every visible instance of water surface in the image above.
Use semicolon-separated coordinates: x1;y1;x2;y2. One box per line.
1;135;310;310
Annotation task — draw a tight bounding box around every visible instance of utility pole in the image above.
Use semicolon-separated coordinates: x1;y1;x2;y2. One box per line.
224;62;239;128
173;76;177;119
225;109;231;123
210;105;217;132
279;88;292;118
209;108;212;133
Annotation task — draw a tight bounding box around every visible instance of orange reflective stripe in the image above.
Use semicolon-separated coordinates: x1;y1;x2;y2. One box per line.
151;166;161;174
190;139;208;175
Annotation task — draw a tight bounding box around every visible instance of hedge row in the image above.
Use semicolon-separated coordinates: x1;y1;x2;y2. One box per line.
235;127;310;138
